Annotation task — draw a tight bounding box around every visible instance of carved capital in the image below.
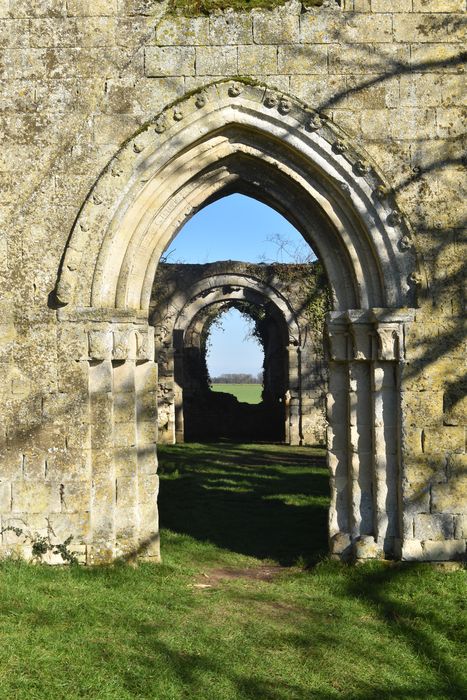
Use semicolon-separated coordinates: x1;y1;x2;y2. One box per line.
88;329;113;360
375;326;399;361
347;315;373;361
326;315;349;362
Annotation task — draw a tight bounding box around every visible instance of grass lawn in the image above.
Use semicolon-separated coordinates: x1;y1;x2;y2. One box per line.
210;383;263;404
0;443;465;700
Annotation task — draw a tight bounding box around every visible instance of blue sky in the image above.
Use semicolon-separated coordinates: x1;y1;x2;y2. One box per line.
164;194;312;377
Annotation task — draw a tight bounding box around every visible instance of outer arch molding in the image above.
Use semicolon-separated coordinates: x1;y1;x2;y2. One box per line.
56;79;416;314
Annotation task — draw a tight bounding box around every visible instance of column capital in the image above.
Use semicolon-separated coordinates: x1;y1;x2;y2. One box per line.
325;309;415;362
325;313;349;362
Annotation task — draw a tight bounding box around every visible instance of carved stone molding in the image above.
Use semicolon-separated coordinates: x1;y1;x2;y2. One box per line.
87;324;154;361
326;309;415;363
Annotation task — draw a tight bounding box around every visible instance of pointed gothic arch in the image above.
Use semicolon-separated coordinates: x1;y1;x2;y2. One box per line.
55;80;417;563
151;270;303;445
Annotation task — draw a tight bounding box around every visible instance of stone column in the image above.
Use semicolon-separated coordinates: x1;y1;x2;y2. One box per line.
326;314;352;558
173;330;184;443
371;310;414;558
135;355;160;561
325;309;414;561
112;351;138;559
287;344;301;445
88;329;116;564
347;313;374;544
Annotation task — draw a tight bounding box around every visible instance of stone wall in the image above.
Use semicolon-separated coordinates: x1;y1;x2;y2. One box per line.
151;261;328;445
0;0;465;563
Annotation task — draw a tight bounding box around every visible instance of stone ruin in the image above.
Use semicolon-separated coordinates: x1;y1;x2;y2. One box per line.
151;261;328;445
0;1;465;564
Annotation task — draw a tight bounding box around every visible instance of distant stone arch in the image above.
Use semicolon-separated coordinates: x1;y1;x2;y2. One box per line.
151;264;327;446
54;80;417;563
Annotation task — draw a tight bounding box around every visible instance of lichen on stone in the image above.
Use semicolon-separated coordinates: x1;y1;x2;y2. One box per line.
167;0;325;16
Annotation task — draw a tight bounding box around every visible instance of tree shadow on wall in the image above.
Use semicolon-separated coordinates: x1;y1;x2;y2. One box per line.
157;442;329;566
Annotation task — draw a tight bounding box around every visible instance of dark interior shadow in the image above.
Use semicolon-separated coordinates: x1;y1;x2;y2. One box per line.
158;442;329;567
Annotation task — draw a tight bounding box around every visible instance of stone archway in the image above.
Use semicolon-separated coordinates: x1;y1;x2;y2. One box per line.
55;80;417;563
151;261;328;447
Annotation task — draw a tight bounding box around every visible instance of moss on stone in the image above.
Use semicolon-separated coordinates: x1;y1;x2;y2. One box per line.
168;0;324;16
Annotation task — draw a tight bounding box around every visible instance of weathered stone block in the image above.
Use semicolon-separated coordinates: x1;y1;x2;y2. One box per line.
300;10;343;43
238;45;277;74
114;421;137;448
48;512;90;543
400;73;455;108
195;46;237;76
401;390;444;427
423;426;465;455
209;14;252;45
90;396;113;448
138;421;157;446
454;514;465;539
139;473;159;504
137;445;158;475
401;538;424;561
402;479;431;514
290;74;347;110
410;43;464;72
422;539;465;561
432;470;467;514
0;480;11;512
372;0;412;10
9;0;66;18
145;46;195;77
12;481;61;514
45;449;91;482
328;43;410;74
156;16;209;46
253;11;299;44
30;18;78;48
391;108;437;140
93;115;140;145
393;14;466;43
330;531;352;556
277;45;327;74
116;476;138;510
0;448;22;480
89;361;113;394
404;455;447;486
437;107;467;138
413;0;465;11
414;513;455;540
67;0;118;16
76;17;117;48
114;447;138;477
0;19;30;48
114;392;136;424
60;481;91;514
354;535;383;560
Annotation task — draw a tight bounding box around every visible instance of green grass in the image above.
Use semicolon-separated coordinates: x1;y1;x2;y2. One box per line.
0;443;465;700
210;383;263;404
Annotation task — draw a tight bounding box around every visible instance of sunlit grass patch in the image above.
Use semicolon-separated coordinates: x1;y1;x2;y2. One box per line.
0;443;465;700
210;383;263;404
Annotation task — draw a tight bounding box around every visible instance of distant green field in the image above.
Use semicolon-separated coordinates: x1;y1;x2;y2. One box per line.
211;383;262;404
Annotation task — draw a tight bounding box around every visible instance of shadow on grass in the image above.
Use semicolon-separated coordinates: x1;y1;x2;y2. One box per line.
158;442;329;567
340;564;467;699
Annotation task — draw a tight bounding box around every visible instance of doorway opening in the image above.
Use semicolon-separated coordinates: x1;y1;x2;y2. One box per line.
55;81;415;563
150;194;331;565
